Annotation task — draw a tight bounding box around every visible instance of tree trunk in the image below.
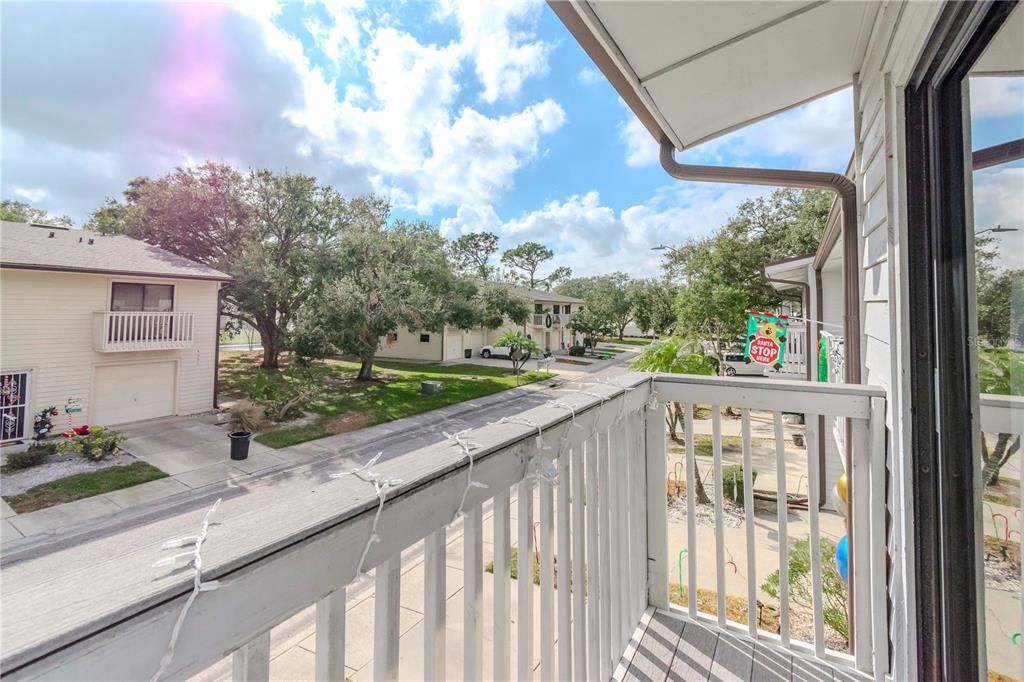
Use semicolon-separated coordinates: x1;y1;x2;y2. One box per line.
357;353;376;381
982;433;1020;486
260;333;281;369
665;402;712;505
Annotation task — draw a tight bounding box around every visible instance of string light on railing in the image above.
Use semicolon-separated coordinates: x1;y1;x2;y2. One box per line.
445;429;488;522
354;476;403;578
150;498;222;682
329;451;383;480
496;416;558;484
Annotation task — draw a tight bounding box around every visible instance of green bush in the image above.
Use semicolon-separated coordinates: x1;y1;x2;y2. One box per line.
568;345;586;357
721;464;757;506
5;442;56;470
762;537;848;641
56;429;125;461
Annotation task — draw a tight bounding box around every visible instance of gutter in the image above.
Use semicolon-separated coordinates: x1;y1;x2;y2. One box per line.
660;142;862;386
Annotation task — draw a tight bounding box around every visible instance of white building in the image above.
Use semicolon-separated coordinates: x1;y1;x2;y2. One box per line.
0;221;230;438
375;284;583;362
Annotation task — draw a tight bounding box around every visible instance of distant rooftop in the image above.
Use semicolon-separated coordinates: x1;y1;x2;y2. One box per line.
0;221;231;281
500;282;584;304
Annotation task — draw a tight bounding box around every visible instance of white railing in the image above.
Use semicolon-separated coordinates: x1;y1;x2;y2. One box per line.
531;312;568;327
765;326;807;377
93;311;194;352
0;374;888;681
651;374;888;679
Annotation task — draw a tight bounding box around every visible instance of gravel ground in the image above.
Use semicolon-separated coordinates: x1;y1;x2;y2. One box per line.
1;452;138;497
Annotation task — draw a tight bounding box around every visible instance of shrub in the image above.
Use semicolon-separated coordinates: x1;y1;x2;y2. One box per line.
246;367;318;422
56;429;125;461
568;345;586;357
762;537;848;641
231;400;267;433
5;442;56;470
721;464;757;506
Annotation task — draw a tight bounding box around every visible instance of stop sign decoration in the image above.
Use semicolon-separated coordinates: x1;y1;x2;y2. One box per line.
748;336;780;365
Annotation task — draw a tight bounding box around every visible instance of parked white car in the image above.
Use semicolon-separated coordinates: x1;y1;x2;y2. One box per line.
479;344;512;359
721;352;765;377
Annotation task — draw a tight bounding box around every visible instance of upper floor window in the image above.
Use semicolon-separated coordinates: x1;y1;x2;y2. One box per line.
563;305;571;314
534;303;544;313
552;305;560;314
111;283;174;311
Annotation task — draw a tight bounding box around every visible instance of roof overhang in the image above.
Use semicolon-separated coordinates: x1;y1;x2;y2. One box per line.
549;0;879;150
764;255;814;288
0;262;233;282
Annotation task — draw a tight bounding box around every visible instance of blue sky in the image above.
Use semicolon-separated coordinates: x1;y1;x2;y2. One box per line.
1;1;1020;275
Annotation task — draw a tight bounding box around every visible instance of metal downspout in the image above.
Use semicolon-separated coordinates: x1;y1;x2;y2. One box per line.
660;141;862;386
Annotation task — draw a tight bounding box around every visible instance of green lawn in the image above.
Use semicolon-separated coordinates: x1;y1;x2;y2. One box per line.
220;354;552;449
4;461;168;513
670;434;767;457
607;336;654;347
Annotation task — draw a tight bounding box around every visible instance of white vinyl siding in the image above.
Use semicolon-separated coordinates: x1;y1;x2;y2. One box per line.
852;4;944;679
375;330;442;362
0;269;220;426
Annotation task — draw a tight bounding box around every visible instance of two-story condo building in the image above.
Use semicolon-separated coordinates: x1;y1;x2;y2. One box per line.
375;283;584;362
0;221;230;441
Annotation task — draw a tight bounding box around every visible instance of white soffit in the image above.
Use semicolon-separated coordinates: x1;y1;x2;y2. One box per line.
582;0;879;149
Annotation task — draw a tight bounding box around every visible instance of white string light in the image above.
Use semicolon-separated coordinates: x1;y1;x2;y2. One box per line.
330;451;383;480
150;498;222;682
446;429;488;522
354;476;403;577
496;416;558;484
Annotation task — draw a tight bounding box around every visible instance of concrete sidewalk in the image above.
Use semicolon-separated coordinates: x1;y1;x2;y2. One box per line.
2;361;635;550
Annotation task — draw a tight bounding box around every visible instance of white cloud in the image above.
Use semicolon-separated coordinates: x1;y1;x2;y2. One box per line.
444;183;772;277
1;0;563;221
10;186;48;203
303;0;365;70
577;67;601;86
973;164;1024;269
436;0;551;104
970;76;1024;119
619;113;660;168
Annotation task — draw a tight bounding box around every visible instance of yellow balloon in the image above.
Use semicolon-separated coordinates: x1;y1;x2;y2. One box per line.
836;472;848;503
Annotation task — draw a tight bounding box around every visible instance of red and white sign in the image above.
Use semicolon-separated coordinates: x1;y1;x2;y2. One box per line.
748;336;780;365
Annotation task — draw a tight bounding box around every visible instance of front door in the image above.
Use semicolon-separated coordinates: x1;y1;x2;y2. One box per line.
0;371;30;442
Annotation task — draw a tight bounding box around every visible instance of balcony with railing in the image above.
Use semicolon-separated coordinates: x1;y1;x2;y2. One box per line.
93;311;195;352
0;374;890;681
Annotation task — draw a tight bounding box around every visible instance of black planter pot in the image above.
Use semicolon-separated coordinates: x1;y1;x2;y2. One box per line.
229;431;252;460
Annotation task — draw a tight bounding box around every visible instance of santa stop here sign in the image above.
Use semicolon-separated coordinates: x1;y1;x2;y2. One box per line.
748;336;780;365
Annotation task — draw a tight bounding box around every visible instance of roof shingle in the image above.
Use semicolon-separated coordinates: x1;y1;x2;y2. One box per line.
0;221;231;281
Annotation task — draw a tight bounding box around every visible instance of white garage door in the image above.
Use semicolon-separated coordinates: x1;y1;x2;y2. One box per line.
463;331;485;358
93;362;176;425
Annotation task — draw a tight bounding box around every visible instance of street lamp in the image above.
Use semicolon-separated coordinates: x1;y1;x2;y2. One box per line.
651;244;682;255
976;225;1019;235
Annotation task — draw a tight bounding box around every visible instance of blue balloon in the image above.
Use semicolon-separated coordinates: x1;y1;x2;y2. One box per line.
835;535;849;583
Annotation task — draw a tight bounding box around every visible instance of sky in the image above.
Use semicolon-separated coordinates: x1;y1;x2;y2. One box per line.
1;0;1021;277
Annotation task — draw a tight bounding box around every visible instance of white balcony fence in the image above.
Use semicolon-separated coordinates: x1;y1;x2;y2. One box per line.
1;374;889;681
531;312;568;327
93;311;195;352
765;326;807;378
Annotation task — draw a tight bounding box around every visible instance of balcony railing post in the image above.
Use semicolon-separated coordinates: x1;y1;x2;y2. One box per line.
644;395;668;610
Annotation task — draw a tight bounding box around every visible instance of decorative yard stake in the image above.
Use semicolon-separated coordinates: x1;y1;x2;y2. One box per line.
150;498;222;682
